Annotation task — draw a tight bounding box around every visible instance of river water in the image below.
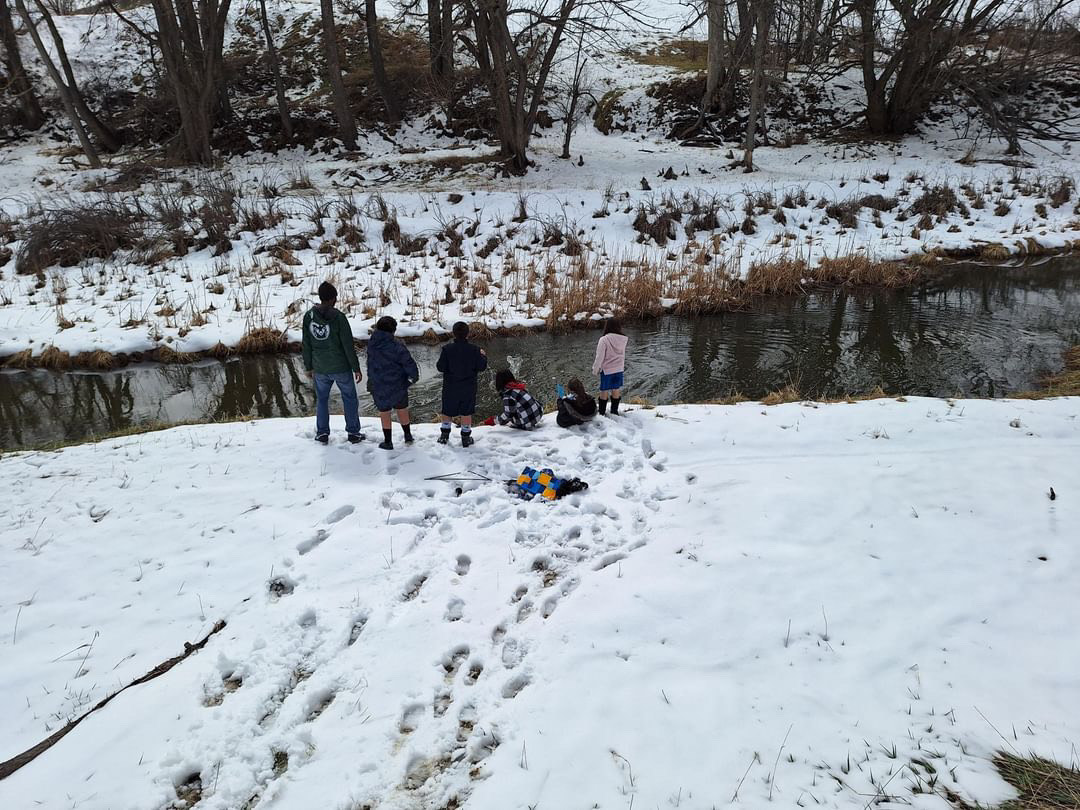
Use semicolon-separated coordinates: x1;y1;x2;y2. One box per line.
2;260;1079;450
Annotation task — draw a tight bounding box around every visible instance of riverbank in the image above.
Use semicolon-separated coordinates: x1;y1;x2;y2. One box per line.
3;251;1079;372
1;398;1077;808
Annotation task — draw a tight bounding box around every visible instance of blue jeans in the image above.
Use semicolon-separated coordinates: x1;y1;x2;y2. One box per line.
314;372;361;437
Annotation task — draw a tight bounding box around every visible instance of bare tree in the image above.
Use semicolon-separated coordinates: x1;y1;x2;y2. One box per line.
462;0;587;173
148;0;233;163
12;0;100;164
0;0;44;129
14;0;121;149
427;0;455;83
255;0;292;141
855;0;1011;135
364;0;401;122
554;24;591;158
742;0;772;170
320;0;357;148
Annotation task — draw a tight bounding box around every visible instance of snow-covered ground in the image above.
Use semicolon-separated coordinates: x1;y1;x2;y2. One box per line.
3;6;1080;363
1;397;1078;809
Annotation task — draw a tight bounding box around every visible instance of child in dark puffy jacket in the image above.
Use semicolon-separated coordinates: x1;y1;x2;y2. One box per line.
436;321;488;447
483;370;543;430
366;316;420;450
556;378;597;428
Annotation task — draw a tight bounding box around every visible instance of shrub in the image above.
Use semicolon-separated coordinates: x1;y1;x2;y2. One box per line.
15;198;145;275
909;184;968;218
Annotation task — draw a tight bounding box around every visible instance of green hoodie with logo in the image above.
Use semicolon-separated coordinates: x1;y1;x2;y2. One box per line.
302;304;361;375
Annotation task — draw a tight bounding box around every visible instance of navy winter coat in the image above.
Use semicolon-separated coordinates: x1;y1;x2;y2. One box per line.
366;329;419;411
436;338;488;416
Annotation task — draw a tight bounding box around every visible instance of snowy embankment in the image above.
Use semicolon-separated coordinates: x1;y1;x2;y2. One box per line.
1;398;1077;809
3;11;1080;364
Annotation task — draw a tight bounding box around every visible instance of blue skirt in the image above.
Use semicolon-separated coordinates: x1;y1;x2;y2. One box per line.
599;371;624;391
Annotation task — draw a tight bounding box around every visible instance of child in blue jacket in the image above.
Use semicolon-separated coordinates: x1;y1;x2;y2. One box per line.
366;316;419;450
436;321;487;447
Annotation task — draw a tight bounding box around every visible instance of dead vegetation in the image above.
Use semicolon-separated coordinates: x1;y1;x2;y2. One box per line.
15;198;145;275
1016;346;1080;399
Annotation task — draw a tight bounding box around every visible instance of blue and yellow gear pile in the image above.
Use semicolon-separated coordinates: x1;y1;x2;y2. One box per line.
514;467;563;501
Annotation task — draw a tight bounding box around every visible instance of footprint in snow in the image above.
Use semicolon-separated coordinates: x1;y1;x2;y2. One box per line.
501;637;525;669
402;573;428;601
464;660;483;685
441;645;470;680
455;554;471;576
445;597;465;622
399;702;426;734
324;504;355;524
296;528;329;555
347;615;367;646
501;674;530;699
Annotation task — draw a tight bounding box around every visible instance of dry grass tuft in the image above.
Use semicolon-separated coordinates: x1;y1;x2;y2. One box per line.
38;345;73;371
815;256;920;287
980;243;1012;261
761;384;802;405
2;348;34;369
208;342;232;360
947;752;1080;809
1015;346;1080;399
73;350;117;370
624;39;708;72
745;258;807;295
156;346;199;364
235;328;288;355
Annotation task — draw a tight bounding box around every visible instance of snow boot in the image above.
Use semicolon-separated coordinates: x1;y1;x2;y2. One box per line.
379;428;393;450
402;425;414;444
315;433;329;445
598;398;608;416
461;430;474;448
611;397;621;415
437;428;451;445
348;433;365;444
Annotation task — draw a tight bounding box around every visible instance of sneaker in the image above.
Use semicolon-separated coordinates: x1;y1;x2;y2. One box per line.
437;428;451;445
348;433;365;444
378;440;394;450
461;433;474;448
315;433;329;445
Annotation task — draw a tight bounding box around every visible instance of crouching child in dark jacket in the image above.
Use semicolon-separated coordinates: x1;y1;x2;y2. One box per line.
436;321;487;447
366;316;420;450
483;370;543;430
303;281;364;445
556;378;597;428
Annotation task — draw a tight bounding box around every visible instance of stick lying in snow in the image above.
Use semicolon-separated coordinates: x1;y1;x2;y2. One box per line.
0;620;226;781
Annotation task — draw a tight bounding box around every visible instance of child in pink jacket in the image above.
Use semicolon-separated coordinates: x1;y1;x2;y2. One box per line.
592;317;628;415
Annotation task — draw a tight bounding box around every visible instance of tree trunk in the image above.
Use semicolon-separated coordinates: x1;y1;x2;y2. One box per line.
0;0;44;129
365;0;400;123
320;0;356;149
149;0;232;164
12;0;100;166
257;0;292;141
742;0;772;171
427;0;455;84
31;0;122;151
701;0;725;115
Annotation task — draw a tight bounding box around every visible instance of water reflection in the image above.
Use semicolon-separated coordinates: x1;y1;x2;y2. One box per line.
2;261;1079;450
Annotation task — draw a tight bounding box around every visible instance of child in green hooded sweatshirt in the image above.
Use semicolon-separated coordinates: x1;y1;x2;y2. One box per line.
302;281;364;444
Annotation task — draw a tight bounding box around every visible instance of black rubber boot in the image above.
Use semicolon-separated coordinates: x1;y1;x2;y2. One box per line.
598;398;608;416
402;425;414;444
611;397;621;415
379;428;393;450
437;427;451;445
